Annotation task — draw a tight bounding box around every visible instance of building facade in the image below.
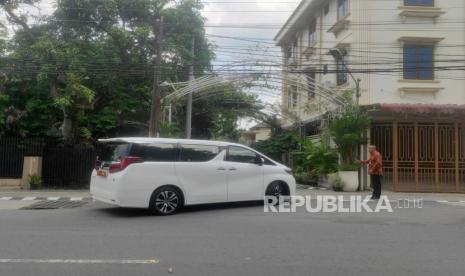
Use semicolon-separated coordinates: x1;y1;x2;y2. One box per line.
275;0;465;193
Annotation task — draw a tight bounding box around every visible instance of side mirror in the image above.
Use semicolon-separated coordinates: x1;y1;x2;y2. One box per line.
254;156;264;166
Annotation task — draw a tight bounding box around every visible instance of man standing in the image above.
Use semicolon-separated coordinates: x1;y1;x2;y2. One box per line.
360;145;383;199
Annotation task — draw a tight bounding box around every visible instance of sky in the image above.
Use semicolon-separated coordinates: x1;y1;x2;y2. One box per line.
201;0;300;103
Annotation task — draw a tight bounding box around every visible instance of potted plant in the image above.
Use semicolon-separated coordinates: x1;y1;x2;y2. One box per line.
329;106;370;192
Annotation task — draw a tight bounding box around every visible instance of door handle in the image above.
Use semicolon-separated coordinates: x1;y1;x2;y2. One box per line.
217;167;226;171
229;167;237;171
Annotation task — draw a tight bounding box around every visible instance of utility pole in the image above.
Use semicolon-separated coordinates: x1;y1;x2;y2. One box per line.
149;16;164;137
185;35;195;139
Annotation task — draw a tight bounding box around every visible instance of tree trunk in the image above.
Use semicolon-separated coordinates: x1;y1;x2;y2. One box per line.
48;76;74;143
61;113;74;144
4;7;36;42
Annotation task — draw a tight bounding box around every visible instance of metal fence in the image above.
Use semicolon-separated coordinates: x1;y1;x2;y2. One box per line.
0;138;97;189
371;122;465;193
0;138;45;178
42;146;97;189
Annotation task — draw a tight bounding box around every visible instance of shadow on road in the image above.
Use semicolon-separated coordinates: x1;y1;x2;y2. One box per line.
93;201;264;217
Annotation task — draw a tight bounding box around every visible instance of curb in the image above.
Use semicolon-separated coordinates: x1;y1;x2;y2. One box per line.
0;196;91;201
297;185;328;191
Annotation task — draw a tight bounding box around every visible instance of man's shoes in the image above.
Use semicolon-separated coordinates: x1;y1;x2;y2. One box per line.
371;197;380;200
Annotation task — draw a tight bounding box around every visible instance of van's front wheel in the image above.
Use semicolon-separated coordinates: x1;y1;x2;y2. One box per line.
150;187;181;216
265;182;289;205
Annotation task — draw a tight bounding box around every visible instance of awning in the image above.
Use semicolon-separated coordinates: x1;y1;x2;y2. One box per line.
369;103;465;115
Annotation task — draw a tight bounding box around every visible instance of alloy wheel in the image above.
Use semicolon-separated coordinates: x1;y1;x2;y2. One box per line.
154;190;179;215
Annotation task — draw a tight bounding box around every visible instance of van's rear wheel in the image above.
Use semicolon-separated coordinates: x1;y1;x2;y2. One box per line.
151;187;181;216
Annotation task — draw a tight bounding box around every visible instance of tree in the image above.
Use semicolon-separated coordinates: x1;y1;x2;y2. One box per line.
0;0;231;143
329;106;370;169
253;134;299;163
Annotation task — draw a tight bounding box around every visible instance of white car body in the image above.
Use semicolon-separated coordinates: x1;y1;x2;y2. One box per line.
90;137;295;208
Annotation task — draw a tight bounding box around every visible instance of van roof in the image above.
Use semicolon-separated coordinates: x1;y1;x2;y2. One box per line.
98;137;234;147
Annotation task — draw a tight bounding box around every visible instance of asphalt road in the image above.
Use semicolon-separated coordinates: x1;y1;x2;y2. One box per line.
0;197;465;276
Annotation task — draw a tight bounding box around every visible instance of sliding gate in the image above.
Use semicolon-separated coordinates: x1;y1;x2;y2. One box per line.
371;122;465;193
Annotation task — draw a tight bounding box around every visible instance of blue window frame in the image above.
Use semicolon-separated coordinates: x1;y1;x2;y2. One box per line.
404;0;434;6
403;44;434;80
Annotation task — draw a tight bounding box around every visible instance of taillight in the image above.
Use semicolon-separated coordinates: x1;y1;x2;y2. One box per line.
109;156;144;174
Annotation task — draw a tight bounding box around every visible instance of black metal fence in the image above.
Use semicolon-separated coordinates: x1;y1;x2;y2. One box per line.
0;138;45;178
0;138;98;189
42;146;97;189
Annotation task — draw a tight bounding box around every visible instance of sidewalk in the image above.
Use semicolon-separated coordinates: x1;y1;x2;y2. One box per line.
296;185;465;203
0;189;91;210
0;189;90;200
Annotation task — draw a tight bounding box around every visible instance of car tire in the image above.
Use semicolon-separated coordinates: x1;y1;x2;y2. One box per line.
150;187;182;216
265;182;289;205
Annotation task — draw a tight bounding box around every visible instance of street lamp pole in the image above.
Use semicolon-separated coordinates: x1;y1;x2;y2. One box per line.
329;48;364;191
149;16;164;137
185;35;195;139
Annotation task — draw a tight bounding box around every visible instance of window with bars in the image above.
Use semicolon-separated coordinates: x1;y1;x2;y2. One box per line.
307;72;316;100
308;19;317;45
291;38;298;62
403;44;434;80
335;50;348;85
404;0;434;7
287;85;298;109
337;0;349;20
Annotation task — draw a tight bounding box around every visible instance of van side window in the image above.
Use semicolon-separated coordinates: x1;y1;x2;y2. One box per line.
130;143;178;162
226;146;257;164
179;144;219;162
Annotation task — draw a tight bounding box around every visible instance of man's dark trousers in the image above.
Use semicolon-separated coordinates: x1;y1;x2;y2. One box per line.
371;174;382;199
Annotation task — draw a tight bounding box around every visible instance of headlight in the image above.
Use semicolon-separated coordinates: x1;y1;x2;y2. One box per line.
285;169;293;175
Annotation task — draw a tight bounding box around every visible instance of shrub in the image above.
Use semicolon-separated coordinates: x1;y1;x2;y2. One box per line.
293;140;339;175
253;133;299;163
329;106;370;169
28;174;42;190
305;141;339;176
294;171;318;185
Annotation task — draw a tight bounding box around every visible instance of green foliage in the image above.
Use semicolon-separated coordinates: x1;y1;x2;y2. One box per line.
253;133;299;163
1;0;232;143
304;141;339;176
292;140;339;180
159;122;183;138
294;171;318;186
339;163;361;171
329;106;370;168
28;174;42;190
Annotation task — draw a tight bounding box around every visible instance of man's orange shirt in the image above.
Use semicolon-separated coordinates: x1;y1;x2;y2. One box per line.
362;150;383;175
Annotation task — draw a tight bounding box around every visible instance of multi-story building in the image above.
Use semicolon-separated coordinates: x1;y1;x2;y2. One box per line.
275;0;465;193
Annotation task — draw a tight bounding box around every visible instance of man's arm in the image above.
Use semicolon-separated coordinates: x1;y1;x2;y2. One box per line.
359;159;369;164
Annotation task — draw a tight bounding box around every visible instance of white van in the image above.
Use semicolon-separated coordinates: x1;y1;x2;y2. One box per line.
90;137;295;215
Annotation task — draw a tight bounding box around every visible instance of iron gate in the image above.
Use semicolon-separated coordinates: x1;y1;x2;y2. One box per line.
371;122;465;193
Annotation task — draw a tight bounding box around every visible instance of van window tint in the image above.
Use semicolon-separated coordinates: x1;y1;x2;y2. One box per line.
226;146;257;164
130;143;178;162
101;143;130;162
179;144;219;162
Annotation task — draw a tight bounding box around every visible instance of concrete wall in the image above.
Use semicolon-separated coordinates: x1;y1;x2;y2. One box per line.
0;156;42;190
279;0;465;123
